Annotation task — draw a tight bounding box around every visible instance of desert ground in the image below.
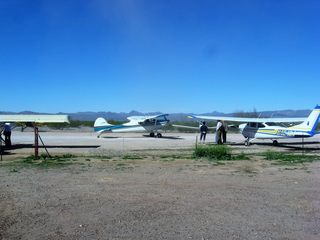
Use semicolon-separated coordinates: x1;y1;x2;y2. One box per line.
1;131;320;239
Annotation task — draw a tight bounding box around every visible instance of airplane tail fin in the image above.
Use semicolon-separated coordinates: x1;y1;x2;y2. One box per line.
293;105;320;133
94;117;113;128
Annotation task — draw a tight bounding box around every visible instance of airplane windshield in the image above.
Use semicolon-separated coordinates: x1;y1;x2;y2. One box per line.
156;115;168;121
247;122;265;128
266;122;294;127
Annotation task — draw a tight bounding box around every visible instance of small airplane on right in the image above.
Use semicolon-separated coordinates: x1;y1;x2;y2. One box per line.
189;105;320;146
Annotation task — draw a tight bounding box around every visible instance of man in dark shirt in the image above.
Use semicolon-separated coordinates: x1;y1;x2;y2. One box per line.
200;121;208;143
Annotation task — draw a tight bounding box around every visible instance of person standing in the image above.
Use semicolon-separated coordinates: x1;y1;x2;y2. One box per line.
222;121;228;144
3;123;12;148
199;121;208;143
216;120;223;144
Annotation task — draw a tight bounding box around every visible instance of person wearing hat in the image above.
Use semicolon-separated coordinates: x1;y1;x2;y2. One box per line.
199;121;208;143
3;123;12;147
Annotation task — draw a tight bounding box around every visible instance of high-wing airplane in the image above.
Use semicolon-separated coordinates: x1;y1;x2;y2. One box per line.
94;114;170;138
189;105;320;146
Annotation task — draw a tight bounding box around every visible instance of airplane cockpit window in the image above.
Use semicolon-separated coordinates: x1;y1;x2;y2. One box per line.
257;123;265;128
247;122;264;128
248;122;256;127
156;115;168;121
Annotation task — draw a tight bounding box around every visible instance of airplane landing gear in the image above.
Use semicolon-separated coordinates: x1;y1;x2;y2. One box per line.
245;138;250;146
149;132;162;138
272;140;279;146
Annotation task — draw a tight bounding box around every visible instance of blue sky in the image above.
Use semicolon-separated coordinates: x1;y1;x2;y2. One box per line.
0;0;319;113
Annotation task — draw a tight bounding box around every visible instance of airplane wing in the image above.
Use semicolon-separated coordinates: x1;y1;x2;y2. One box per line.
172;124;202;130
189;115;306;123
173;124;219;130
172;124;234;130
145;114;169;120
127;114;169;122
0;115;70;123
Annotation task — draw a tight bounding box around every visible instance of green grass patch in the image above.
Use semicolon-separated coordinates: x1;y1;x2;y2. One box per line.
122;154;144;160
116;162;127;166
263;151;320;165
194;145;231;160
158;154;190;161
89;155;113;160
4;154;76;169
193;145;249;161
233;152;250;160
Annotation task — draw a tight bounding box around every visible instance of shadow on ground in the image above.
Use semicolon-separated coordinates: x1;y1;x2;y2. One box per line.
4;144;100;150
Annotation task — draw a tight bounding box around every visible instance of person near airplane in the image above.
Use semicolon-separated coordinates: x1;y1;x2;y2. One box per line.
2;123;12;147
222;121;228;144
216;120;223;144
199;121;208;143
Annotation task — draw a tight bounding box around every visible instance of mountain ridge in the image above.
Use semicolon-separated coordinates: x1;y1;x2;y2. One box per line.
0;109;312;122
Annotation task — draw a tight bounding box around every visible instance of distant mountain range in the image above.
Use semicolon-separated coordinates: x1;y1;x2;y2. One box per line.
0;109;313;122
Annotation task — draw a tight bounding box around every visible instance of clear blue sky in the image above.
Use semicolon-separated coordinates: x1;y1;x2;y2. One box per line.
1;0;319;113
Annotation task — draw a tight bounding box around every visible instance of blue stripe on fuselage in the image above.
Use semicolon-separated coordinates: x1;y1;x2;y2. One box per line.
94;119;169;132
94;125;139;132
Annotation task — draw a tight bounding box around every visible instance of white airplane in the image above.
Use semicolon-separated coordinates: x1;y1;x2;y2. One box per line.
94;114;170;138
189;105;320;146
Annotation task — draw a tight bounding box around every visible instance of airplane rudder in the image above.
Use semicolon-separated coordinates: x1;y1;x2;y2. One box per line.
94;117;109;127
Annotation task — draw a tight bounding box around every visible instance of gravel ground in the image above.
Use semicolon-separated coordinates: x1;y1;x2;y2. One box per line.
1;131;320;239
1;156;320;240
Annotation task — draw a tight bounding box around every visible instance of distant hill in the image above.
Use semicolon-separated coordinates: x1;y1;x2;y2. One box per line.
0;109;312;122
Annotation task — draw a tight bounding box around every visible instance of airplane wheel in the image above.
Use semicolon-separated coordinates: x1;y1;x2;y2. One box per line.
272;140;279;146
157;133;162;138
150;132;155;137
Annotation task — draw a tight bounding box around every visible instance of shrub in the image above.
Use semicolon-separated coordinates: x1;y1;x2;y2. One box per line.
193;145;232;160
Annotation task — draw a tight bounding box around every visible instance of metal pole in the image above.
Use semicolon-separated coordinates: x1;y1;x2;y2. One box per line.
195;135;198;149
122;137;124;154
0;135;2;161
34;126;39;159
